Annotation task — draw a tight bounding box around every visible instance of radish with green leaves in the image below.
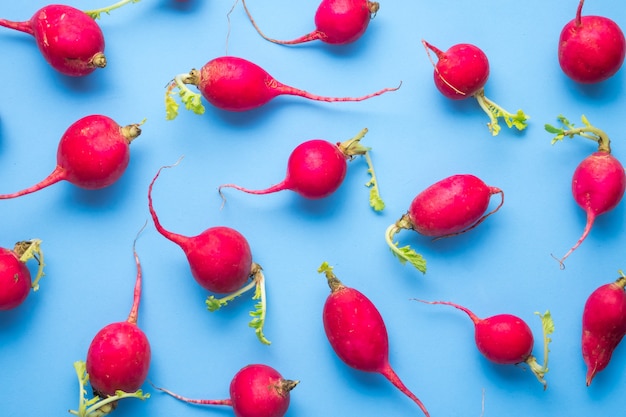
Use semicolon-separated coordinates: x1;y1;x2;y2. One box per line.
0;240;45;311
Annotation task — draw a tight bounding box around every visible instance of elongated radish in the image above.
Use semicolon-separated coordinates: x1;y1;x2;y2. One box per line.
165;56;400;117
152;364;298;417
385;174;504;273
0;240;45;311
545;115;626;268
318;262;430;416
0;115;142;200
421;39;529;136
416;299;554;389
148;160;270;345
242;0;379;45
219;128;384;210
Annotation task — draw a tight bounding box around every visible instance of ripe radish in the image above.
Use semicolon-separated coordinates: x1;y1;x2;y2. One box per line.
415;299;554;389
545;115;626;268
148;160;270;345
385;174;504;273
0;1;140;77
219;128;385;210
421;39;529;136
0;115;142;200
241;0;380;45
0;239;44;311
69;227;150;417
558;0;626;84
165;56;400;117
152;364;299;417
582;271;626;386
318;262;430;416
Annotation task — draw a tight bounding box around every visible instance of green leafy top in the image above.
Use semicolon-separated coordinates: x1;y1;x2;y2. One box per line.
525;310;554;390
384;216;427;274
165;71;205;120
85;0;141;19
473;89;529;136
544;115;611;153
14;239;45;291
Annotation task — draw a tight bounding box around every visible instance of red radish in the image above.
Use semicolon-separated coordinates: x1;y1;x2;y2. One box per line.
0;239;44;311
165;56;400;117
545;115;626;268
219;128;385;210
148;160;270;345
582;271;626;386
558;0;626;84
421;39;529;136
0;115;142;200
152;364;299;417
318;262;430;416
385;174;504;273
241;0;379;45
0;1;139;77
416;299;554;389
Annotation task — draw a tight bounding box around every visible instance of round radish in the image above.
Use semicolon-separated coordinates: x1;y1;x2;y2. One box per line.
582;272;626;386
153;364;298;417
421;39;529;136
219;128;385;210
558;0;626;84
242;0;379;45
385;174;504;273
545;115;626;268
0;115;142;200
318;262;431;416
0;240;44;311
147;160;270;345
165;56;400;117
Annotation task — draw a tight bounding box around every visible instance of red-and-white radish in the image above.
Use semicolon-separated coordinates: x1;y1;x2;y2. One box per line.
0;240;45;311
385;174;504;273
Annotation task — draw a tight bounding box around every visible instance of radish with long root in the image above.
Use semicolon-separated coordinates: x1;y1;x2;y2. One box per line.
148;160;270;345
152;364;299;417
0;1;141;77
558;0;625;84
69;226;151;417
582;270;626;386
385;174;504;274
165;56;400;117
0;115;142;200
545;115;626;268
421;39;529;136
241;0;380;45
219;128;385;211
318;262;431;416
415;299;554;389
0;239;45;311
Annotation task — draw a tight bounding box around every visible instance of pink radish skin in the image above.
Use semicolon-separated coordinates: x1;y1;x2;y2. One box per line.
242;0;379;45
558;0;626;84
165;56;400;117
0;115;142;200
0;240;44;311
582;273;626;386
318;263;430;416
385;174;504;273
153;364;299;417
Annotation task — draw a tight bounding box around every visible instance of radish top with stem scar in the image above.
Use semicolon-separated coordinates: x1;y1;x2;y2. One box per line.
0;239;45;310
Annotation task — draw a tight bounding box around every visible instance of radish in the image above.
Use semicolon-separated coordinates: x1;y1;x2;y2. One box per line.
69;227;150;417
385;174;504;273
558;0;626;84
545;115;626;268
582;271;626;386
0;115;142;200
0;239;45;311
152;363;299;417
0;1;140;77
148;160;270;345
219;128;385;210
241;0;380;45
165;56;400;117
318;262;431;416
415;299;554;389
421;39;529;136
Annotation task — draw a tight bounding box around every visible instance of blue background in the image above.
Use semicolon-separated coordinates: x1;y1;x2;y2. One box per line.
1;1;625;416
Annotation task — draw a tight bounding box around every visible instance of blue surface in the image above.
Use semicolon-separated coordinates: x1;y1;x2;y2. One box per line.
1;1;625;416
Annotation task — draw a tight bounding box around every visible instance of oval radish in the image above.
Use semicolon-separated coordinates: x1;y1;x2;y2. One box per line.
385;174;504;273
0;240;45;311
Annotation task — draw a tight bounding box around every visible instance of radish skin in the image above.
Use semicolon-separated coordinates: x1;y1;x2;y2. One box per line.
0;240;45;311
